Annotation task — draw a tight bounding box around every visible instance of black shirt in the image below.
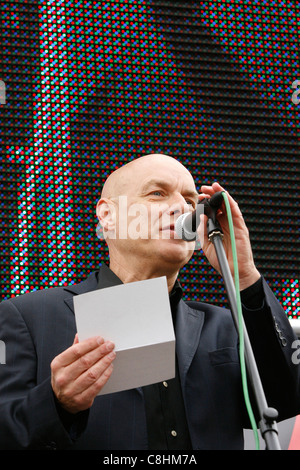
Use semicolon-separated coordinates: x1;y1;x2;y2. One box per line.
96;265;192;450
142;283;192;450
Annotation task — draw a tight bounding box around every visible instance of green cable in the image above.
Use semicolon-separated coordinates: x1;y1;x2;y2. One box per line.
221;191;260;450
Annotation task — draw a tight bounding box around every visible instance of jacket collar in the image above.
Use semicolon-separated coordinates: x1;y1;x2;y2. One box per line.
64;264;184;313
63;270;99;313
175;299;205;388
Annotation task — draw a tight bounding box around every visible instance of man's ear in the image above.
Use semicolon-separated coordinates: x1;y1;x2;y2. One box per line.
96;198;116;236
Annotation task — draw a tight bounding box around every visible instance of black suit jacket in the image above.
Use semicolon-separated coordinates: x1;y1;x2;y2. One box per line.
0;266;299;449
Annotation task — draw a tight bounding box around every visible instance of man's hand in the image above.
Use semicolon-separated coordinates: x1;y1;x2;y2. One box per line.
198;182;260;291
51;335;116;414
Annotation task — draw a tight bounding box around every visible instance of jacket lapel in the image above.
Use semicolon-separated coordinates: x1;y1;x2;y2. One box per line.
63;271;99;314
176;300;205;388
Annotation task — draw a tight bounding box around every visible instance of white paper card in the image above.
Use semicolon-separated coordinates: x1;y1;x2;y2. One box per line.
74;276;175;395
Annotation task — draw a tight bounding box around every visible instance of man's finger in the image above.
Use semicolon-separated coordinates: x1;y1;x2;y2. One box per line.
64;340;115;380
69;349;116;396
51;336;105;368
53;349;116;413
66;361;115;412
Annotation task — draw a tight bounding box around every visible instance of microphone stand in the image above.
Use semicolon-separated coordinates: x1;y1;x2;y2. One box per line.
205;205;281;450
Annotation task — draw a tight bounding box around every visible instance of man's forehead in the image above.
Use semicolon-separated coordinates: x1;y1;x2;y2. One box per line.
102;154;197;197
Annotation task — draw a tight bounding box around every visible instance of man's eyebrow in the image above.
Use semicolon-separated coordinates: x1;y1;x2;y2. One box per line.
140;179;170;192
184;190;199;200
140;179;199;200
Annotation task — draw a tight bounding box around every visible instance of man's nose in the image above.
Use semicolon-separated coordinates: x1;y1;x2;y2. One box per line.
168;194;192;216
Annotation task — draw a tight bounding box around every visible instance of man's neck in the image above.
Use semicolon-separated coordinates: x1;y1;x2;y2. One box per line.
108;259;178;293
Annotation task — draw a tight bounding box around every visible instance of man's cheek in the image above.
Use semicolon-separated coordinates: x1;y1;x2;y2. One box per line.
127;203;150;239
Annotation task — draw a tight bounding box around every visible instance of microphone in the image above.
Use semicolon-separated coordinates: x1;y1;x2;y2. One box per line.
175;191;224;241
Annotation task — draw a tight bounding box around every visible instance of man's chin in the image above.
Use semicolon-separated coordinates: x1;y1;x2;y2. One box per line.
154;238;195;265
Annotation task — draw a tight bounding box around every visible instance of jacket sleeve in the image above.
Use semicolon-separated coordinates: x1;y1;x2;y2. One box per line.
241;277;300;424
0;298;87;450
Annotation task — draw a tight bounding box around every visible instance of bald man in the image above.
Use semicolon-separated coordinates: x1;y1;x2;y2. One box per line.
0;154;299;450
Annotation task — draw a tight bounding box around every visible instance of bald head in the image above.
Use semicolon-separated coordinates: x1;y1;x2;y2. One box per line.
96;153;198;282
101;154;193;199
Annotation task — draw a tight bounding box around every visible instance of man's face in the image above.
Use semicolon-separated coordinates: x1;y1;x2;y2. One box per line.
104;156;199;270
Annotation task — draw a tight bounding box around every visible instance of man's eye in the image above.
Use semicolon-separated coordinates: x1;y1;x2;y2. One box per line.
151;191;163;196
186;199;195;207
